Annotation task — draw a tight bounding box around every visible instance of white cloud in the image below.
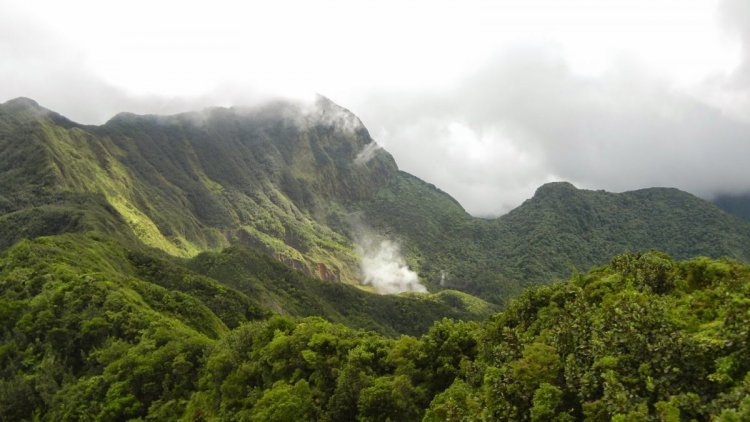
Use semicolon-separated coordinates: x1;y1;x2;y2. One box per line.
1;0;749;215
356;49;750;214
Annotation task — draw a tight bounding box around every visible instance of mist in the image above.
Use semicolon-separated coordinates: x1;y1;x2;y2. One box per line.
354;47;750;216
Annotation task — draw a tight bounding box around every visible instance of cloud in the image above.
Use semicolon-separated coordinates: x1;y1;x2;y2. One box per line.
354;47;750;216
722;0;750;87
354;142;382;166
2;0;749;217
358;238;426;295
698;0;750;124
0;6;311;124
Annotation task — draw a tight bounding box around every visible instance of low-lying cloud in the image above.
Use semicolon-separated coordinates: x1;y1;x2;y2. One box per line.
353;46;750;216
354;141;382;165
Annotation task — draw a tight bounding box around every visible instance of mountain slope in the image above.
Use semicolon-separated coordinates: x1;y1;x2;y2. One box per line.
0;96;396;283
2;97;750;305
3;96;750;420
362;178;750;302
714;192;750;223
495;182;750;279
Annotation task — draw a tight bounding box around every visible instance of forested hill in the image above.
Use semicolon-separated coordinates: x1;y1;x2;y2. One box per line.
2;97;750;305
494;182;750;284
363;178;750;302
4;250;750;420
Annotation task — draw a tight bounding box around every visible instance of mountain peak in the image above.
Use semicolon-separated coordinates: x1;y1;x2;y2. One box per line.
1;97;47;115
532;181;579;198
1;97;80;128
3;97;41;108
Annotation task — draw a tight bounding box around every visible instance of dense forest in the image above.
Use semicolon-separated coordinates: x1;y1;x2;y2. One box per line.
3;248;750;420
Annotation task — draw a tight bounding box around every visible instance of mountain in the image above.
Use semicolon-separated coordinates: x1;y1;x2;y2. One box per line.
3;97;750;420
2;97;750;306
714;192;750;223
0;96;396;284
363;178;750;302
0;97;496;333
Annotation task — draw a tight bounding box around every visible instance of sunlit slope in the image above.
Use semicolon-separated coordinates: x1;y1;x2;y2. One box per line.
0;97;398;284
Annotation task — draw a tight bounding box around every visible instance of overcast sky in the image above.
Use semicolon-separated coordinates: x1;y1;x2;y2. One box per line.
2;0;749;215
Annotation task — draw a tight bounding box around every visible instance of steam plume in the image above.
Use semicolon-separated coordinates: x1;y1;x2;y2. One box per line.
351;220;426;294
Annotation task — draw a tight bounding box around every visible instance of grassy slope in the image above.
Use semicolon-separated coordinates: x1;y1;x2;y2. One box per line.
0;97;397;284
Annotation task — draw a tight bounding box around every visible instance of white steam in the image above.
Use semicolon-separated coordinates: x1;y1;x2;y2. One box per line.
354;228;426;295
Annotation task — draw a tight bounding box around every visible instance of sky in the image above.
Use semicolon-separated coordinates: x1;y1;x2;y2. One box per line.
2;0;750;215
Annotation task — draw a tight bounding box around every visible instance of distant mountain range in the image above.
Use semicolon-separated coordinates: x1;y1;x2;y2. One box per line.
2;96;750;305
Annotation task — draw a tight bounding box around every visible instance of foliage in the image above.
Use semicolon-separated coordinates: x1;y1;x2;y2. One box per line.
0;231;489;419
187;244;495;336
363;178;750;304
4;97;750;420
3;246;750;420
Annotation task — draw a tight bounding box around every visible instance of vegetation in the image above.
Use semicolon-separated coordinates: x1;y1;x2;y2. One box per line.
4;97;750;306
363;176;750;304
4;246;750;420
3;97;750;419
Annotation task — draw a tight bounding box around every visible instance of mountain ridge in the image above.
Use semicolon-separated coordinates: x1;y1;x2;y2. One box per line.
2;96;750;304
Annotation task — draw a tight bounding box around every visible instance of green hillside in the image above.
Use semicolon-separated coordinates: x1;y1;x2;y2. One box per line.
364;178;750;303
4;249;750;420
3;97;750;306
0;96;397;283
